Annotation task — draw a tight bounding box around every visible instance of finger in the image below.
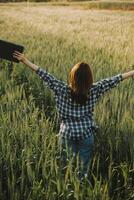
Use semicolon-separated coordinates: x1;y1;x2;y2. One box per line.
13;55;20;60
13;53;22;58
13;55;19;59
13;52;22;57
13;53;20;56
13;52;21;56
14;50;21;54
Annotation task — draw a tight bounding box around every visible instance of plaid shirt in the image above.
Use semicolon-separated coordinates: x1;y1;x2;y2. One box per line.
36;67;123;140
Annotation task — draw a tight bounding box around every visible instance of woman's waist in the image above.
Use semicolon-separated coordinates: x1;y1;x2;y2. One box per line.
60;115;92;122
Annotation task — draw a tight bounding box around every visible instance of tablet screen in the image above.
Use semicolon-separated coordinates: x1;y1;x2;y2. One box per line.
0;39;24;63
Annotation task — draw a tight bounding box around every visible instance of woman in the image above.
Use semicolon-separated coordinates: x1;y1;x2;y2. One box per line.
13;51;134;179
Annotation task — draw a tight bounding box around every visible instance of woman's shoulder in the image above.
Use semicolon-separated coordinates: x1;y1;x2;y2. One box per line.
89;83;98;91
57;81;68;94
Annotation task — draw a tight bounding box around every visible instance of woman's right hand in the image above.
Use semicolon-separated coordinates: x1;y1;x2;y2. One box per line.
122;70;134;80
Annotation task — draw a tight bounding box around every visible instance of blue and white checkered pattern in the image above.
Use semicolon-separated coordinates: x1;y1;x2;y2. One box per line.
36;67;123;140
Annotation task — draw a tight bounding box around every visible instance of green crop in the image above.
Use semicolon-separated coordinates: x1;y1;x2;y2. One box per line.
0;4;134;200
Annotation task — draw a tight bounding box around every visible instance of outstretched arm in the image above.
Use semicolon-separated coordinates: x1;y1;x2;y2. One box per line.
13;51;64;94
13;51;39;71
122;70;134;80
94;69;134;99
94;74;123;98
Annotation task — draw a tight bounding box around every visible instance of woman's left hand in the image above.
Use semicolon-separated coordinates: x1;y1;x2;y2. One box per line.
13;51;28;63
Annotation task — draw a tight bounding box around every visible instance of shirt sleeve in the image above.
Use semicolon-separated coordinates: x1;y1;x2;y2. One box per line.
35;67;64;94
94;74;123;98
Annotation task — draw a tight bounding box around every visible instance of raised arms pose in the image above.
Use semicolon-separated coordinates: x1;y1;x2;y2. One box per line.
13;51;134;81
13;50;134;178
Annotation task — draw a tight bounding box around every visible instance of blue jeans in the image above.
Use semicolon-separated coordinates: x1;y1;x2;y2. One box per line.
59;134;94;178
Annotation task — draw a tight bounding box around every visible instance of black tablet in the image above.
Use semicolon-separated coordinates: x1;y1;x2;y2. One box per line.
0;39;24;63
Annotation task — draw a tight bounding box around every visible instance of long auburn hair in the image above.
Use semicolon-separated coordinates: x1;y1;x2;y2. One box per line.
68;62;93;105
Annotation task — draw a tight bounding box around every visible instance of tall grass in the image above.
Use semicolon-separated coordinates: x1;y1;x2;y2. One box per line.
0;4;134;199
1;1;134;11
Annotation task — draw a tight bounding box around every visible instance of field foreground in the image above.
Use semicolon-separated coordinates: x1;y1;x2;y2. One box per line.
0;4;134;200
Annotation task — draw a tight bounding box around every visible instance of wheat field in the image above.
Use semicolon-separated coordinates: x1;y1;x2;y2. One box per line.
0;3;134;200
